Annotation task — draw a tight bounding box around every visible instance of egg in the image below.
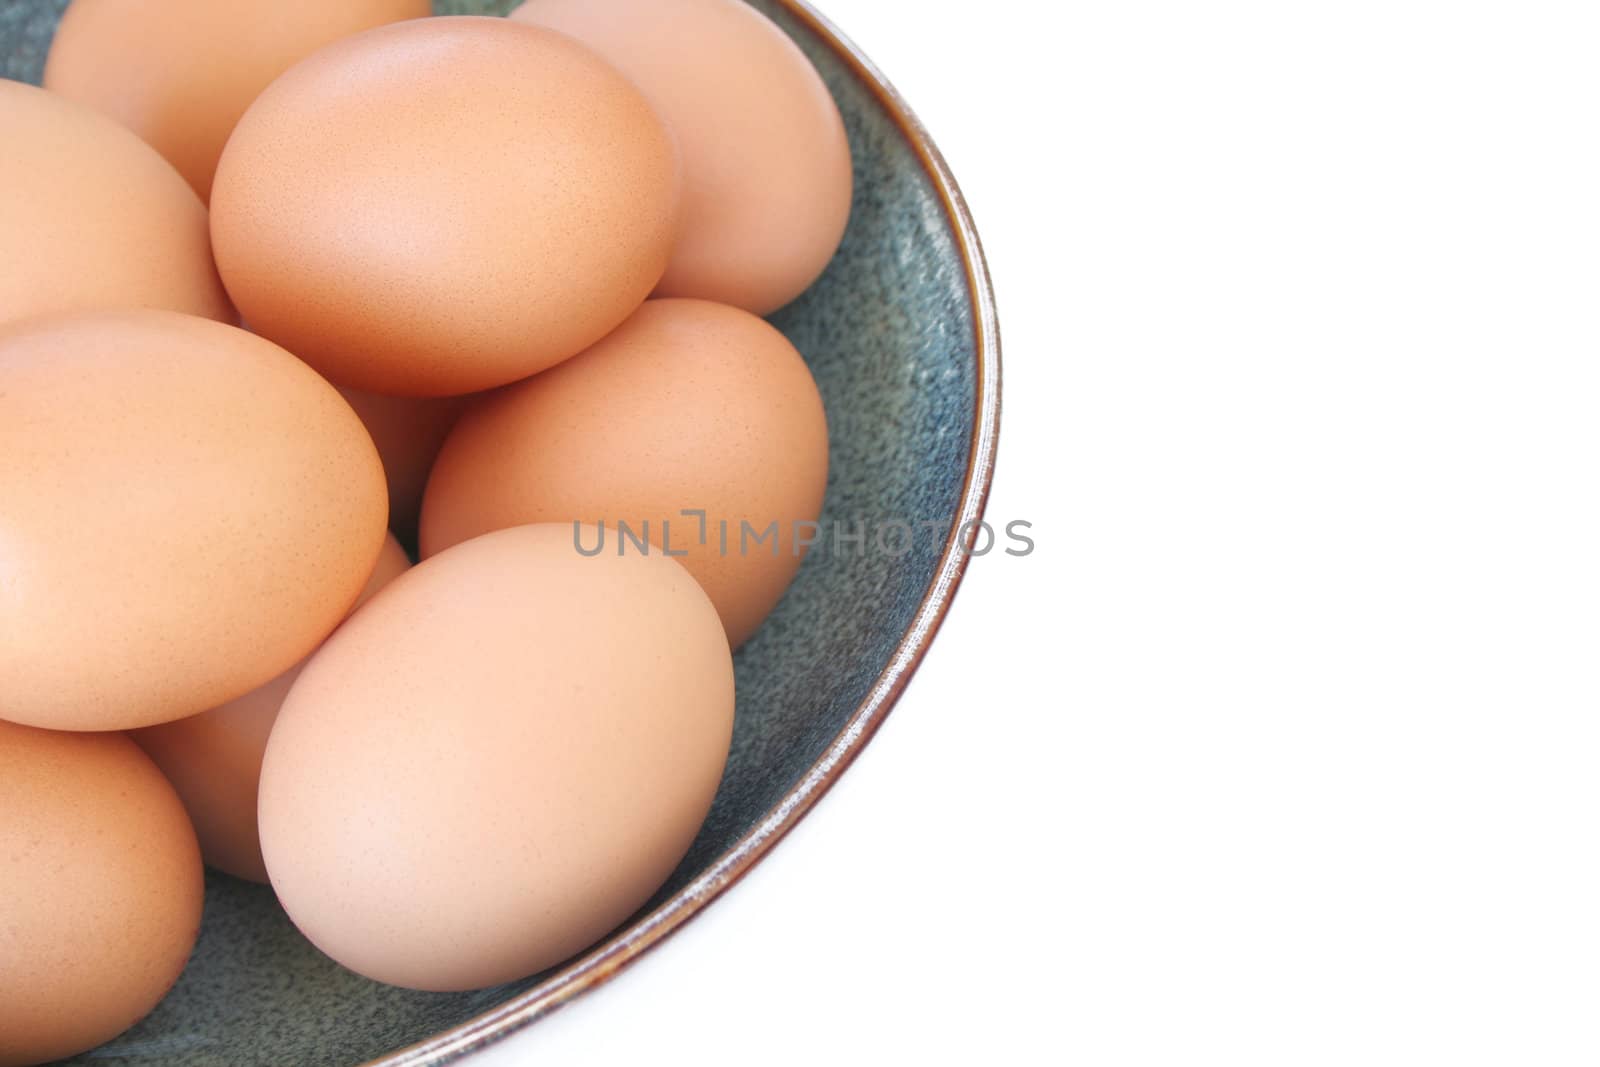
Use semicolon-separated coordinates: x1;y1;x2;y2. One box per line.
43;0;431;202
510;0;852;315
0;310;388;732
337;387;472;547
131;534;411;884
258;524;734;992
0;79;231;329
421;299;829;648
0;720;204;1067
211;16;681;397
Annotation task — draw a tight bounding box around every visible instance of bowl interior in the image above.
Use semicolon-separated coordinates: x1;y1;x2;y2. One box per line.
0;2;981;1063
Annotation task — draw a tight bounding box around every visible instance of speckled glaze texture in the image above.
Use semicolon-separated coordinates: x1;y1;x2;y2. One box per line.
1;1;998;1064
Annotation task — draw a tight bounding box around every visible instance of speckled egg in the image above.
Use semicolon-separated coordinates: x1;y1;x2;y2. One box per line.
511;0;852;315
0;79;231;329
0;720;204;1067
210;16;681;397
43;0;431;201
259;524;735;992
421;298;830;648
0;310;388;732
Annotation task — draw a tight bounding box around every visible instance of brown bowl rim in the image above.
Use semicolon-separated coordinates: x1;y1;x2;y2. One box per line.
368;3;1003;1062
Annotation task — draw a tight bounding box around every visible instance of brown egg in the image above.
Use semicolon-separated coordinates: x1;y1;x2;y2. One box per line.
211;16;680;397
0;721;204;1067
259;524;734;992
43;0;431;202
421;299;829;648
511;0;852;315
132;535;411;884
337;387;472;546
0;310;388;732
0;80;230;329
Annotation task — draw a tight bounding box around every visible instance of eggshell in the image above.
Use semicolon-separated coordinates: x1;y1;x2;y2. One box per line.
511;0;852;315
421;299;829;648
258;524;734;992
0;720;204;1067
211;16;680;397
0;310;388;732
132;535;411;884
337;388;471;546
43;0;431;202
0;79;231;329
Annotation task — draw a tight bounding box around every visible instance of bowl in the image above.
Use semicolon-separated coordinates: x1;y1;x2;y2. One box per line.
0;1;1002;1063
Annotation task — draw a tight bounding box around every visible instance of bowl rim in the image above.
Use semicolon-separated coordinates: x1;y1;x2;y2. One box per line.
369;3;1003;1062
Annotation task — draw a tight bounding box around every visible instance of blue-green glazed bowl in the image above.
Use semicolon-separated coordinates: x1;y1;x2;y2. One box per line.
0;1;1000;1062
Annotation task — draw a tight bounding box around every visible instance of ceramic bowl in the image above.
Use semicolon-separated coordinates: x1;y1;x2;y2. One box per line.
0;1;1000;1062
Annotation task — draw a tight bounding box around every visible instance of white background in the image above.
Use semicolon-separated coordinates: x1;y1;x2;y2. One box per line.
481;1;1600;1063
